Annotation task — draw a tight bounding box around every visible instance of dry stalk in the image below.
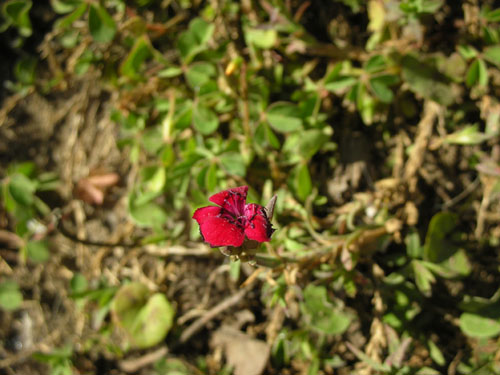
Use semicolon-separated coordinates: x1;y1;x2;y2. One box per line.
179;287;250;344
404;101;442;193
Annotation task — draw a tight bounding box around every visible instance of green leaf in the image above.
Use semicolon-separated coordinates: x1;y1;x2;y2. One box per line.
54;2;86;29
466;59;488;87
229;259;241;281
356;83;376;125
338;0;362;12
482;25;499;44
421;0;444;13
324;62;343;82
460;311;500;338
193;103;219;135
8;173;36;206
139;166;166;194
485;8;500;22
190;17;214;46
26;240;50;263
484;45;500;68
297;129;329;160
112;282;175;348
141;126;164;154
158;66;183;78
185;62;216;89
120;37;152;78
2;0;32;37
423;212;456;263
369;75;396;103
132;294;174;348
266;102;303;132
177;18;214;62
423;212;471;278
363;55;386;73
88;4;116;43
405;231;422;258
154;359;190;375
245;28;277;49
220;152;246;177
445;124;492;145
205;163;217;192
128;192;167;228
457;45;478;60
265;122;280;149
324;76;358;92
295;163;312;202
413;260;435;297
177;31;198;61
401;54;454;106
428;340;446;366
302;285;351;335
14;56;36;85
400;0;443;14
0;281;23;311
70;273;88;294
477;58;488;86
50;0;82;14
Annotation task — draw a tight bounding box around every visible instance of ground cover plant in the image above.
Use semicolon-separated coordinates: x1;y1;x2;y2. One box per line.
1;0;500;374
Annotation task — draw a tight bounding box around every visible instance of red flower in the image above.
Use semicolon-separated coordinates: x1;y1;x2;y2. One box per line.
193;186;274;247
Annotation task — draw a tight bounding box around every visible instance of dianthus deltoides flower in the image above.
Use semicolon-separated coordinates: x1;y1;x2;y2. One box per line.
193;186;274;248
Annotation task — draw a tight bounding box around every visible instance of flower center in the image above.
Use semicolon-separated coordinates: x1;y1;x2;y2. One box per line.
218;191;247;228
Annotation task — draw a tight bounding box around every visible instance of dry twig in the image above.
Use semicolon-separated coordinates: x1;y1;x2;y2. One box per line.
179;287;250;344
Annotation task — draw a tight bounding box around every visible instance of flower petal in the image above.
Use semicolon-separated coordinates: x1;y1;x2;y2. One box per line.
209;186;248;208
244;203;274;243
199;216;245;247
193;206;221;225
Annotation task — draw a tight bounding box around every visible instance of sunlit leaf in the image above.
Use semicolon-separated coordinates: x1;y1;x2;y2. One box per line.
266;102;302;133
88;4;116;43
0;281;23;311
8;173;36;206
185;62;216;89
50;0;83;14
445;124;493;145
364;55;386;73
457;45;478;60
460;311;500;338
295;163;312;202
302;285;352;335
324;76;358;92
466;58;488;87
2;0;32;37
401;54;454;106
297;129;329;160
193;103;219;135
220;153;246;177
484;45;500;68
112;282;175;348
413;260;435;297
54;2;87;29
205;162;217;192
26;240;50;263
128;192;167;228
369;75;395;103
484;8;500;22
120;37;152;78
245;28;277;49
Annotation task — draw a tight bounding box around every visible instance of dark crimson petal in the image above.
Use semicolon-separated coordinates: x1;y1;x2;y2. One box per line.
192;206;222;225
244;203;274;243
199;216;245;247
209;186;248;208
